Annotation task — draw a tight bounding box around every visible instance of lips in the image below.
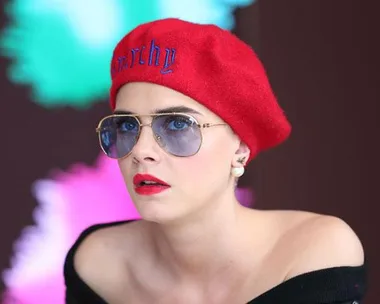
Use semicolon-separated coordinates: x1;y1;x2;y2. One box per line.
133;174;169;187
133;173;170;195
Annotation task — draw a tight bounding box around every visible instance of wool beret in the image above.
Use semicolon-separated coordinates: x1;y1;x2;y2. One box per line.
109;18;291;162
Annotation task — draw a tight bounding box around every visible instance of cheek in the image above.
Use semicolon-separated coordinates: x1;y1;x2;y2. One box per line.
117;159;132;187
177;143;231;189
200;132;235;166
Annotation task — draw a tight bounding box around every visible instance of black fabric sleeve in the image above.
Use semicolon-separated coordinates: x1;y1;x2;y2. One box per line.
65;288;81;304
248;260;368;304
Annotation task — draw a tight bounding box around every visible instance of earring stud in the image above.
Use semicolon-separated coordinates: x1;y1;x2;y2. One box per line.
231;166;245;177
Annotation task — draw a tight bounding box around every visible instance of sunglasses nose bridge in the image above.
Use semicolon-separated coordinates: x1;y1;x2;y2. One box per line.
140;122;152;128
139;121;161;142
139;116;159;131
135;120;165;152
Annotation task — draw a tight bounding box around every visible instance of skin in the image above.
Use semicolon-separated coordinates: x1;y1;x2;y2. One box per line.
73;82;365;304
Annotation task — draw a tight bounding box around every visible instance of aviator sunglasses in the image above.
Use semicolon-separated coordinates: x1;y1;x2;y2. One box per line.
96;112;227;159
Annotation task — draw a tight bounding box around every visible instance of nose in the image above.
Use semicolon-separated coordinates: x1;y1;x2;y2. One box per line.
130;124;161;163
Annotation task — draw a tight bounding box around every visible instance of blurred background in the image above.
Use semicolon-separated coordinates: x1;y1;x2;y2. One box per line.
0;0;378;303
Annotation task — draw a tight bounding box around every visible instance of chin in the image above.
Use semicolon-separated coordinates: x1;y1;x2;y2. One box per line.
136;202;190;225
132;196;173;221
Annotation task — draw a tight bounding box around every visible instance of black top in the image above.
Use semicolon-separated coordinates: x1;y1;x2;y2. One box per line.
64;221;368;304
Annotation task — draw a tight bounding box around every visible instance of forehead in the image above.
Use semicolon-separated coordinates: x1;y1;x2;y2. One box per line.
114;82;214;116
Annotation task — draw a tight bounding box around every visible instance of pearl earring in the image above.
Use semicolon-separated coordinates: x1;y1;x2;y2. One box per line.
231;166;245;177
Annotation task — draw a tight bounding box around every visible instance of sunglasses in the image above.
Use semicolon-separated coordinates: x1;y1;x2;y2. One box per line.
96;113;227;159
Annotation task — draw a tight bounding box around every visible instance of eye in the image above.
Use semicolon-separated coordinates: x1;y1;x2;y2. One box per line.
116;117;139;133
166;116;192;131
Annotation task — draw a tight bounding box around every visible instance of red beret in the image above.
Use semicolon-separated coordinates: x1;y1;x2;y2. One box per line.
110;18;291;162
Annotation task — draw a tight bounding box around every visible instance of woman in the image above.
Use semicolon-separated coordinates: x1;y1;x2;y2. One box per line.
64;18;367;303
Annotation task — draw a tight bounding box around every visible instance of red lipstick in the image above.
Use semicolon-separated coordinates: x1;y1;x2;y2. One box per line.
133;174;170;195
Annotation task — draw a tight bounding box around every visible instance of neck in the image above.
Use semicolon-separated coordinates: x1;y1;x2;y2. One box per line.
148;194;253;282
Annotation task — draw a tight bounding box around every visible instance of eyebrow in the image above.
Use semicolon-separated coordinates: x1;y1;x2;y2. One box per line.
113;106;202;115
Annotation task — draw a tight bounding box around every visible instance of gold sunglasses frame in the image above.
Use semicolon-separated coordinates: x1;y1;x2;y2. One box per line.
95;112;227;159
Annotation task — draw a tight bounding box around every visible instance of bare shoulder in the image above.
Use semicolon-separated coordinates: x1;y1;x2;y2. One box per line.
270;210;365;279
73;221;145;297
74;221;134;271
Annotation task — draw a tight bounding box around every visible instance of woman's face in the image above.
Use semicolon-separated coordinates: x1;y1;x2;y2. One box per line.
114;82;247;223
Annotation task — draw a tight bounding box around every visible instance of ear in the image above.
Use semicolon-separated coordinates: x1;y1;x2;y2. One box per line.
232;141;250;167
